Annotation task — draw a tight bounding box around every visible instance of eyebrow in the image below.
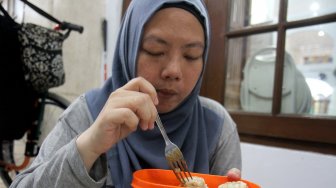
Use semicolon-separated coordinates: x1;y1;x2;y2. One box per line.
183;42;204;50
142;35;168;46
142;35;204;50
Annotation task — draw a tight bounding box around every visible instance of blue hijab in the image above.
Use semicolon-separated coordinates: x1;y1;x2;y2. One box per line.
86;0;222;187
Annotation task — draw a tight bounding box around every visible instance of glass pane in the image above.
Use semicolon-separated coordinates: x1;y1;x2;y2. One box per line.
286;22;336;116
288;0;336;21
224;32;278;113
229;0;279;31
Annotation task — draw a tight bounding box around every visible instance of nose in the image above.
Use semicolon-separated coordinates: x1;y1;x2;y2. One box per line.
161;56;182;81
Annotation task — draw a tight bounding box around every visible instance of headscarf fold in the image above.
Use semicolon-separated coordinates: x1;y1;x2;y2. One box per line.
86;0;223;187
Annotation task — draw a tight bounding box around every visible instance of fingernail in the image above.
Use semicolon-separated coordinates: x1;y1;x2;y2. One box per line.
149;123;155;130
154;97;159;105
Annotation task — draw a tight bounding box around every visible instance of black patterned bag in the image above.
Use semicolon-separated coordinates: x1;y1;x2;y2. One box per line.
18;23;68;92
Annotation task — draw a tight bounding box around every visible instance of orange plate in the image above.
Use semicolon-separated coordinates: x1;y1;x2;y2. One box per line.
132;169;260;188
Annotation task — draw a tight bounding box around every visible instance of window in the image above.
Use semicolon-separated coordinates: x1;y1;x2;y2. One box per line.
122;0;336;154
202;0;336;154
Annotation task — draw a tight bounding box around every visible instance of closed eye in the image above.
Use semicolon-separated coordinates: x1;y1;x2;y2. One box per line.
185;55;202;61
143;49;164;57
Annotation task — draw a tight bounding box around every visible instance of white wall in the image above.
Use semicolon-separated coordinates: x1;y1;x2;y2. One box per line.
103;0;123;84
51;0;106;100
241;142;336;188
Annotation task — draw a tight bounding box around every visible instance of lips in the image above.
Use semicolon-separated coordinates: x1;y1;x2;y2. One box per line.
157;88;178;98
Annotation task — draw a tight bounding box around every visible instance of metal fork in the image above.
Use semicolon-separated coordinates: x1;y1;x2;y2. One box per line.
155;115;193;185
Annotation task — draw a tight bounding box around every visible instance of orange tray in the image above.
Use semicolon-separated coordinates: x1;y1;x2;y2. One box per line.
132;169;260;188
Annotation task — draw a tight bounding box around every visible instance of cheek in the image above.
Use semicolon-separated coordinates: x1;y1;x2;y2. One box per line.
137;59;157;81
183;64;203;92
138;70;157;82
189;63;203;83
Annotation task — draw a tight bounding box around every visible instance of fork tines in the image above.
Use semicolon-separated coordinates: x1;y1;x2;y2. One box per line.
166;148;193;184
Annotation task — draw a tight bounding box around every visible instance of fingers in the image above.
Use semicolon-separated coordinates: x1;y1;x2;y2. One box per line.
104;108;140;132
77;77;159;169
123;77;159;105
226;168;241;181
107;90;157;130
107;77;158;130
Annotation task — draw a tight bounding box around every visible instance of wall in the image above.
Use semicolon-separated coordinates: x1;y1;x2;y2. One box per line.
51;0;105;101
241;142;336;188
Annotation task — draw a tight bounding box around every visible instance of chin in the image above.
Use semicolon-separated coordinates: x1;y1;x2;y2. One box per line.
157;105;176;114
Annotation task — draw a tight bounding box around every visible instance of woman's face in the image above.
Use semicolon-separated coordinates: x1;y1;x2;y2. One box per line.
137;7;205;113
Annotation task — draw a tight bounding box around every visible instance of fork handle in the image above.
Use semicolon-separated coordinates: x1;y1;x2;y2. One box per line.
155;115;171;146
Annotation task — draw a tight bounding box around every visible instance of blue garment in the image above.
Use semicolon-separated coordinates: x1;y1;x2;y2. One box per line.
86;0;222;187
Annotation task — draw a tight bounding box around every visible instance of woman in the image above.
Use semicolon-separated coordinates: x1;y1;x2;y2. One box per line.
10;0;242;187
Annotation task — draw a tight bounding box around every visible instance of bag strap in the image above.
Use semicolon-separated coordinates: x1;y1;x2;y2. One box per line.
20;0;72;40
20;0;62;25
0;2;15;23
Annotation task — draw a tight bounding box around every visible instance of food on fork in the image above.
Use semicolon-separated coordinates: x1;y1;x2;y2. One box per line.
218;181;248;188
181;176;208;188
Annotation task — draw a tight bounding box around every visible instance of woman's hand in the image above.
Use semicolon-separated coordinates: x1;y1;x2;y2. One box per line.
226;168;241;181
76;77;158;170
